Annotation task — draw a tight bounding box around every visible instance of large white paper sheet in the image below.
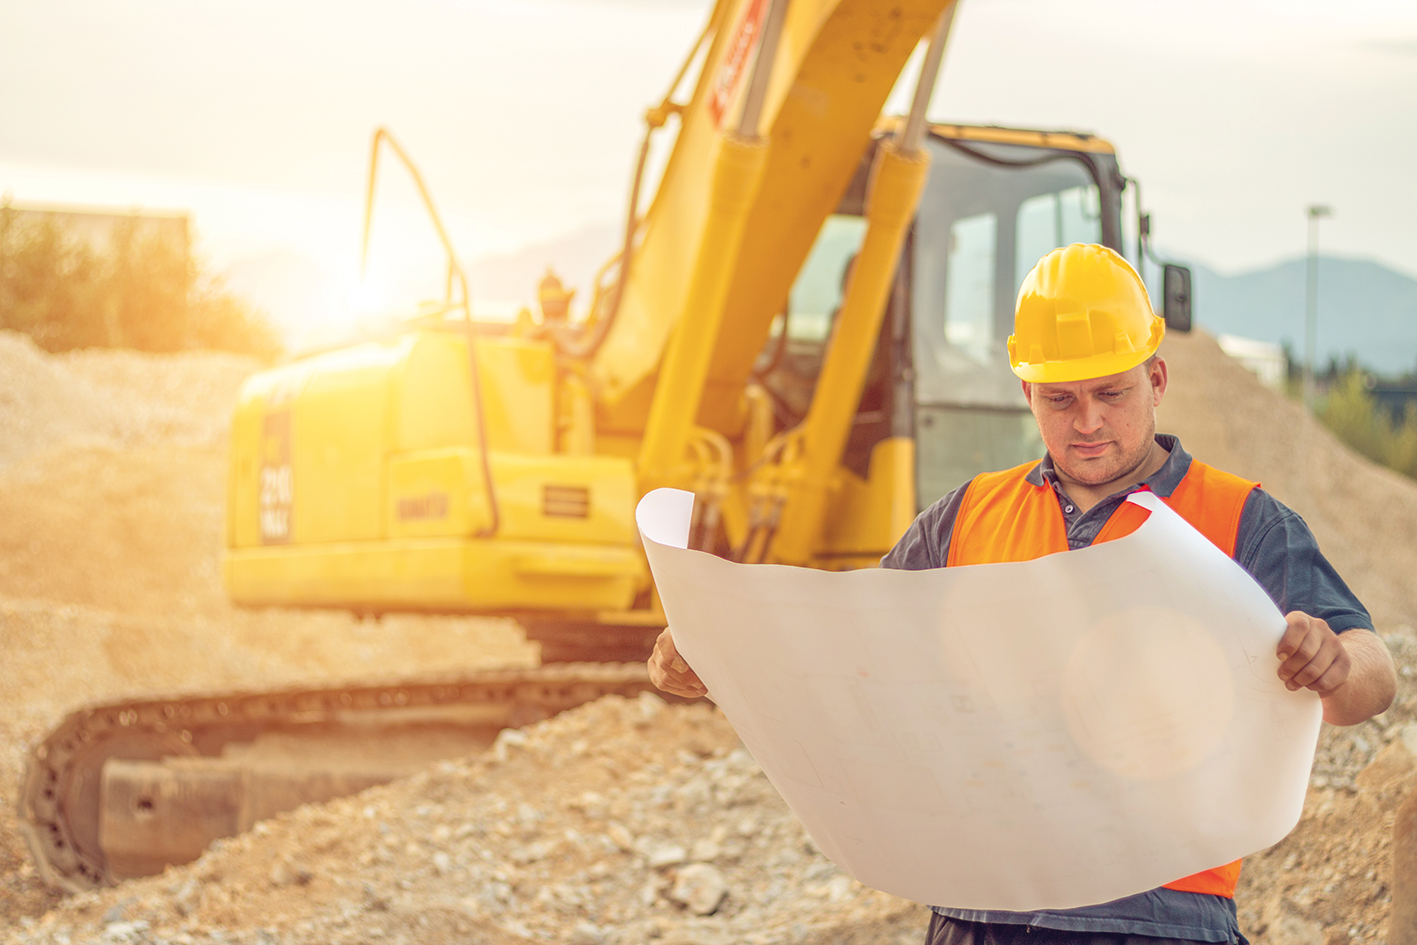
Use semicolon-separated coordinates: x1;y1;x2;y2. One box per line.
636;488;1322;911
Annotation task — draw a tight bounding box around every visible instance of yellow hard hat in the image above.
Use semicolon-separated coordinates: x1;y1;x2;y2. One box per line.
1008;243;1164;383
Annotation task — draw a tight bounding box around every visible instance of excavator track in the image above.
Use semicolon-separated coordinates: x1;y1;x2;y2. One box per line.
19;663;670;893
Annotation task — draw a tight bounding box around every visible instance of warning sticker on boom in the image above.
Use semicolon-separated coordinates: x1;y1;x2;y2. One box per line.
707;0;768;128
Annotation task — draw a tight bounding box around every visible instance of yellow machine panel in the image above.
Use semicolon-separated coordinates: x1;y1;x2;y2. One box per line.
225;326;642;614
386;448;490;539
294;342;404;544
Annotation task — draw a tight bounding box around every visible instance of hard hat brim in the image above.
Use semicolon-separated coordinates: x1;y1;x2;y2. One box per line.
1011;345;1159;384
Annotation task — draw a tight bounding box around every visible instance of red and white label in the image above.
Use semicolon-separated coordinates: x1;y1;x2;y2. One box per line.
707;0;769;128
259;410;293;544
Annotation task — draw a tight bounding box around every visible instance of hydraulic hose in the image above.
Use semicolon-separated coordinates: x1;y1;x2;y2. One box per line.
551;14;715;361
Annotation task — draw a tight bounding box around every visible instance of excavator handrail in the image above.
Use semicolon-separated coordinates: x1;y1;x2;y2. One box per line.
360;127;471;317
360;127;500;538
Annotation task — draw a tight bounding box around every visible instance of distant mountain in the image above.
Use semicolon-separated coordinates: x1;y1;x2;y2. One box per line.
468;235;1417;377
1181;255;1417;377
225;231;1417;379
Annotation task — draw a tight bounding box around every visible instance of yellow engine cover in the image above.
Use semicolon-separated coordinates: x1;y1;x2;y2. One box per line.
224;327;642;614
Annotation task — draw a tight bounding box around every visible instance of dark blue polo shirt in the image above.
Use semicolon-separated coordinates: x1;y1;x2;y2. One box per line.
880;434;1373;943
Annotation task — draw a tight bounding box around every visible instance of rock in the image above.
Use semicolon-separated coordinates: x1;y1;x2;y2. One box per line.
1265;906;1324;945
269;858;312;887
640;875;665;907
172;877;203;917
101;921;150;944
670;863;728;916
102;898;135;923
607;822;636;851
691;838;722;862
1355;739;1417;794
510;840;553;864
821;875;853;902
493;727;528;762
645;841;688;868
660;921;735;945
635;691;667;725
570;921;606;945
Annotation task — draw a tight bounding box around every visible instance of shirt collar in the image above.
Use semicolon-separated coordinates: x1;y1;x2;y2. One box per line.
1024;434;1191;497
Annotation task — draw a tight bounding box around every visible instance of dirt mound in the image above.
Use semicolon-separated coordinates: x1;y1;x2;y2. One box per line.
1237;671;1417;945
0;338;537;931
0;443;229;618
0;331;257;470
5;696;928;945
1158;331;1417;633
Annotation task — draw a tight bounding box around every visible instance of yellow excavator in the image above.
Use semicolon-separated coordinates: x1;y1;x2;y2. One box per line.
21;0;1194;891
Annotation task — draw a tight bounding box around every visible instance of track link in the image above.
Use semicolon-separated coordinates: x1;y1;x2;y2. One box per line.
19;663;663;892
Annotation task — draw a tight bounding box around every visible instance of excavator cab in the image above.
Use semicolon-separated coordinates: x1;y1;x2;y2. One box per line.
763;125;1137;512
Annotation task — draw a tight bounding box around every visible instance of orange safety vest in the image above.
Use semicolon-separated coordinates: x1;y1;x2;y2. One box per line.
945;456;1259;899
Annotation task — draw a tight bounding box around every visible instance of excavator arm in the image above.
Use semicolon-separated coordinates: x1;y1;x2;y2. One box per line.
589;0;955;463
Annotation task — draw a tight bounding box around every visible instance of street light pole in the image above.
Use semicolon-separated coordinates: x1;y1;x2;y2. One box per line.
1303;204;1332;414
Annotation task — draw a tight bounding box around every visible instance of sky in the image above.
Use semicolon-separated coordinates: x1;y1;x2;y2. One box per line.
1;0;1415;336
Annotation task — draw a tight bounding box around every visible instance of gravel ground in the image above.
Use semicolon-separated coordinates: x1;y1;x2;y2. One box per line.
5;331;1417;944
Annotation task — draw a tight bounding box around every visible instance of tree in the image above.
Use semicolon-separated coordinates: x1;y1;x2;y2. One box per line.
1319;367;1417;482
0;201;280;360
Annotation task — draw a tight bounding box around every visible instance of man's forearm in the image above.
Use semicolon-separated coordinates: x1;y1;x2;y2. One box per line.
1321;630;1397;726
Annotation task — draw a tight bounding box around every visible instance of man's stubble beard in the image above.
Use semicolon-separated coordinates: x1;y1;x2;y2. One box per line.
1053;414;1158;489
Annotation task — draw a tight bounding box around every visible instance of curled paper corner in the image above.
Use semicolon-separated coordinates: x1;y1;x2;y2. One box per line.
636;488;696;550
1125;489;1165;513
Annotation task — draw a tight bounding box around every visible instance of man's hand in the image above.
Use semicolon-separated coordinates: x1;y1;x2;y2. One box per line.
647;628;708;698
1277;612;1396;726
1276;612;1350;694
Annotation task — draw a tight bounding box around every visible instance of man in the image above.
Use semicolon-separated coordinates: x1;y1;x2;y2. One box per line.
649;243;1396;944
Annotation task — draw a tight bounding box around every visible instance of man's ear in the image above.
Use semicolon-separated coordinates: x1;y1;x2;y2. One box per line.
1149;357;1169;406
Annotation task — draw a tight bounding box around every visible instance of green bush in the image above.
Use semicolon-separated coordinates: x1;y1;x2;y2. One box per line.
1319;368;1417;481
0;203;280;360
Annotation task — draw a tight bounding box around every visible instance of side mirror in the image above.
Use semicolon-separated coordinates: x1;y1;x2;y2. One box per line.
1162;264;1192;333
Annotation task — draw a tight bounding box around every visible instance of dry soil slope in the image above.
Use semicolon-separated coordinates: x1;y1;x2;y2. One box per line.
1158;330;1417;633
0;331;259;470
0;334;535;929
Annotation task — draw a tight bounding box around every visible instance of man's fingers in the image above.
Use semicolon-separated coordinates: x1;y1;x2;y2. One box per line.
1278;614;1320;680
647;628;707;698
1276;614;1307;663
658;632;693;678
1276;612;1351;694
1287;648;1335;689
1309;659;1352;695
1280;644;1323;683
1279;630;1322;677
